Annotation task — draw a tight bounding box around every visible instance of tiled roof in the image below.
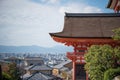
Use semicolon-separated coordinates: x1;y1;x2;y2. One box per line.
26;72;53;80
24;65;34;70
65;13;120;17
24;57;43;60
107;0;118;9
26;72;62;80
25;64;52;71
0;60;10;64
53;60;71;69
50;13;120;38
4;57;22;60
22;73;31;80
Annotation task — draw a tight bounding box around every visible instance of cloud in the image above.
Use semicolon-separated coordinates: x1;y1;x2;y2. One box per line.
0;0;102;47
0;0;63;47
59;2;102;14
32;0;60;4
48;0;59;3
83;6;102;13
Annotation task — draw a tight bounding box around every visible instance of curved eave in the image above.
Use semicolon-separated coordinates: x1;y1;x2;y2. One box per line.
107;0;118;9
49;33;112;39
49;33;120;47
107;0;112;8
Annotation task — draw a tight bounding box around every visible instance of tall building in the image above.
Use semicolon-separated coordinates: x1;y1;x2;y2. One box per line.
50;13;120;80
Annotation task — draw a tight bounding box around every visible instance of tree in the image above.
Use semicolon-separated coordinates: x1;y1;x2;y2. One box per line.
113;27;120;66
8;63;21;80
2;72;12;80
84;45;115;80
104;67;120;80
84;28;120;80
112;28;120;40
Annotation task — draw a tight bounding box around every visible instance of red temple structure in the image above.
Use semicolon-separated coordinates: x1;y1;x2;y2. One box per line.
49;13;120;80
107;0;120;13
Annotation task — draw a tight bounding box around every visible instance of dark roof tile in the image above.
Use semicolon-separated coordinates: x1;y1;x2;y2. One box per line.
50;13;120;38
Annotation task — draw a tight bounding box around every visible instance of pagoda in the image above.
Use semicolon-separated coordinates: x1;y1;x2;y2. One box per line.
49;13;120;80
107;0;120;13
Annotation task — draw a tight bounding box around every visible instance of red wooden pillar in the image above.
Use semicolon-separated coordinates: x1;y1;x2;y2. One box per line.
72;61;76;80
86;72;89;80
72;46;76;80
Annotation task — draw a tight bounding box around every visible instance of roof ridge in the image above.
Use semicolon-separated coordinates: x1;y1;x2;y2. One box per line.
29;65;35;70
65;13;120;17
26;72;39;80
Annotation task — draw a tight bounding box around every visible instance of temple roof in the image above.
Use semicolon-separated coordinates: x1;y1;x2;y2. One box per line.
107;0;120;10
107;0;117;9
50;13;120;38
65;13;120;17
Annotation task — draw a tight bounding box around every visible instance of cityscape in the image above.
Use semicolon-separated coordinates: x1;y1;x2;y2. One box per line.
0;50;72;80
0;0;120;80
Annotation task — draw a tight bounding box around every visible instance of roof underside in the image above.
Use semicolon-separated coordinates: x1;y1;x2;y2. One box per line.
107;0;118;9
50;13;120;38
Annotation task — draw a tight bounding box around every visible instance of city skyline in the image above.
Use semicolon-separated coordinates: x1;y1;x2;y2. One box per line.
0;0;113;47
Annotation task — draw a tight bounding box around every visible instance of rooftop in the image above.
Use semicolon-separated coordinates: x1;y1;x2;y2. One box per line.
25;64;52;71
65;13;120;17
53;60;71;69
26;72;55;80
107;0;117;9
50;13;120;38
24;57;43;60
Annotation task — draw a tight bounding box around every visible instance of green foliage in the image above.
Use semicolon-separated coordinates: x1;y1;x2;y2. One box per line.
114;47;120;60
84;45;115;80
84;28;120;80
112;28;120;40
8;63;21;80
113;47;120;68
104;68;120;80
2;72;12;80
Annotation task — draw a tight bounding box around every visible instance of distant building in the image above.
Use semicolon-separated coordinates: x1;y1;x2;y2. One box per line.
4;57;22;66
24;64;52;75
25;72;62;80
24;57;44;66
23;64;62;80
52;60;72;79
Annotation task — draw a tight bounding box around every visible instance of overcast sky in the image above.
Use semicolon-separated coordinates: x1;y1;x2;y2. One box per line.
0;0;113;47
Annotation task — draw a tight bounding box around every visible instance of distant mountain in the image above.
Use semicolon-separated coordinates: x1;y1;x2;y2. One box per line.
0;45;73;53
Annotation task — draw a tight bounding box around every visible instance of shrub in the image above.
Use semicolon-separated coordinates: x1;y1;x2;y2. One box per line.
84;45;115;80
2;72;12;80
104;67;120;80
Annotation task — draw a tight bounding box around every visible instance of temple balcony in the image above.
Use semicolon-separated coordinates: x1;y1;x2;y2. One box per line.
66;52;85;64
